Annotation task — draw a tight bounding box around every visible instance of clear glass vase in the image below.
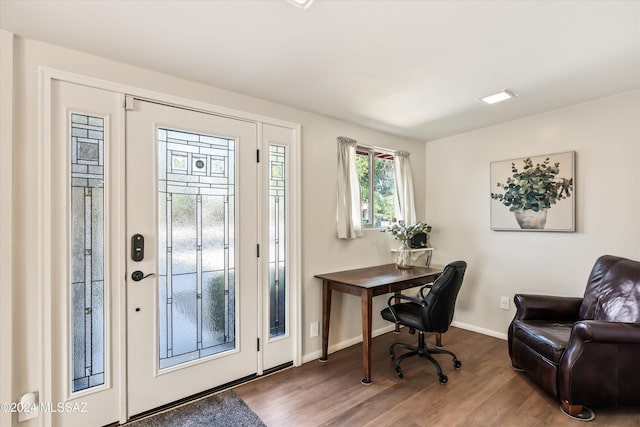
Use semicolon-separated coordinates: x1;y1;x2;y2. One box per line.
396;241;411;269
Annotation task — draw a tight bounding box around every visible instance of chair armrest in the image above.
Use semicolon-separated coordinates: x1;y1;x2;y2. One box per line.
513;294;583;321
559;321;640;406
385;294;423;323
419;283;433;299
387;293;422;306
570;320;640;344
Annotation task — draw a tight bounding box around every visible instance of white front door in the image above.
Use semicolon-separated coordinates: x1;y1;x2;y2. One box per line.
125;99;259;417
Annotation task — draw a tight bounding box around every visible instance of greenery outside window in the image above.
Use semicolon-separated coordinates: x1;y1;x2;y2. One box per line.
356;147;395;228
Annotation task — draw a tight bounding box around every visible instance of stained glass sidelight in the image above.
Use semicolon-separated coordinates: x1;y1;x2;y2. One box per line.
158;128;236;370
269;145;286;337
70;113;105;392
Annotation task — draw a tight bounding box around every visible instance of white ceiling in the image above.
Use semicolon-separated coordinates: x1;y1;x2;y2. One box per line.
1;0;639;141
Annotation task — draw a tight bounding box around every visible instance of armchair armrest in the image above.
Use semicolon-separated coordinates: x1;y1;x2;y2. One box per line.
570;320;640;344
514;294;583;321
559;321;640;406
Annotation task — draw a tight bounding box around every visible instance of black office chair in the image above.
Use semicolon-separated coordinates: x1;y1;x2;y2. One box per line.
381;261;467;384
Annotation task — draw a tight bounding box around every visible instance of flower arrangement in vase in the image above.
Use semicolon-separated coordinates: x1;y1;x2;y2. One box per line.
385;221;432;268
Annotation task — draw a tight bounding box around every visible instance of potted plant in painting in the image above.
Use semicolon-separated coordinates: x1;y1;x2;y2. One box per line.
385;221;432;268
491;157;573;229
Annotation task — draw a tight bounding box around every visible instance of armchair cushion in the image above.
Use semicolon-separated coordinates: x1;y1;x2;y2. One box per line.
512;320;573;363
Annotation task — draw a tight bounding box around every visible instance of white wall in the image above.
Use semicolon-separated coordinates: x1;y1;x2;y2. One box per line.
426;89;640;337
7;33;425;415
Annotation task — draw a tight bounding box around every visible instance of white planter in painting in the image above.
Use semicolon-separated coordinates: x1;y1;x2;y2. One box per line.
514;208;548;229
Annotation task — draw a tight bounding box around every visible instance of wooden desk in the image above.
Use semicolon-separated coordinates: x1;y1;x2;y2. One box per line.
315;264;443;384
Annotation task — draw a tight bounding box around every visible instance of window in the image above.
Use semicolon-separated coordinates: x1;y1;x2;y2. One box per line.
70;112;106;392
268;144;287;338
356;147;395;228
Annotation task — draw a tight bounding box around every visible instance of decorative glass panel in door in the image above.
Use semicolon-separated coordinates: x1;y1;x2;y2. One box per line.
269;144;286;338
157;128;236;369
70;113;105;392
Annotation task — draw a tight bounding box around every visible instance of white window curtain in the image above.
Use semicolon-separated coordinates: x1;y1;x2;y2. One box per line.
394;151;416;224
336;136;363;239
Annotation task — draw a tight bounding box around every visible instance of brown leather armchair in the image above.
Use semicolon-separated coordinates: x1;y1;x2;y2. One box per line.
508;255;640;421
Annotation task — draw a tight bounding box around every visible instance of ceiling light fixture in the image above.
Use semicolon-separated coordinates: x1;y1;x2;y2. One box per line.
479;89;518;105
287;0;315;10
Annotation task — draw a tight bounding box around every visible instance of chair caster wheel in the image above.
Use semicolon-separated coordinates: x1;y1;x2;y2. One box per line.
439;374;448;384
395;368;404;378
453;360;462;369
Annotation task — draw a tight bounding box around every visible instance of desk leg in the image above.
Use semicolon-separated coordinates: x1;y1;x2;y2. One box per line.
319;280;331;362
393;291;401;333
361;288;373;385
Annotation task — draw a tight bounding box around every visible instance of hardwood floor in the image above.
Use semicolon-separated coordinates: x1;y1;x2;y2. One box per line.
235;327;640;426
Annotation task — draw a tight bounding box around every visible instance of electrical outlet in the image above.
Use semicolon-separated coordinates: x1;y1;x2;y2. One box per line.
17;392;39;422
500;296;510;310
310;321;319;337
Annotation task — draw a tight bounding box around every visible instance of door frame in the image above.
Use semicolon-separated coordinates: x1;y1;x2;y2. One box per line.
0;29;14;427
39;67;301;425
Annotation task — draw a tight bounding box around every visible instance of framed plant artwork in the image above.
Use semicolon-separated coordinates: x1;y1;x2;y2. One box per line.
490;151;575;232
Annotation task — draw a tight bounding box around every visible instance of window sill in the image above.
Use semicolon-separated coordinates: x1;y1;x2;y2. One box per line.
362;226;387;232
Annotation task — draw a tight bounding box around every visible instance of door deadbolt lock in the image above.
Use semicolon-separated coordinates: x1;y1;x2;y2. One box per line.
131;234;145;262
131;271;155;282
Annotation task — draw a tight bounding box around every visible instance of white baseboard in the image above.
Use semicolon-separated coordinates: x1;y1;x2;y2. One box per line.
301;324;396;364
301;322;508;364
451;320;508;341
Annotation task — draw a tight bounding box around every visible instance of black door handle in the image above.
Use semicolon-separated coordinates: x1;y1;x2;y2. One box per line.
131;271;155;282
